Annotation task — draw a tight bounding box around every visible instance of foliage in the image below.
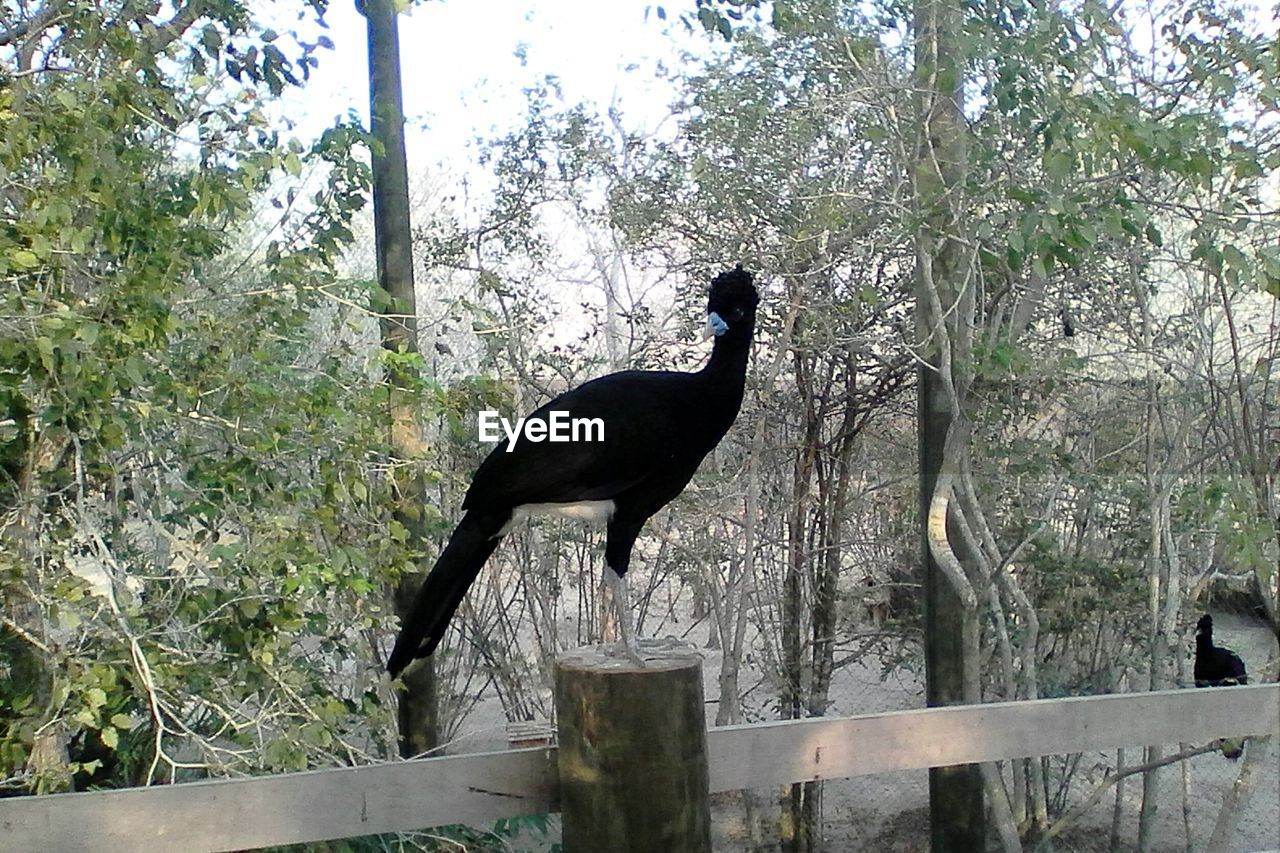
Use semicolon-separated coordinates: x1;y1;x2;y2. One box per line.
0;0;1273;848
0;0;428;793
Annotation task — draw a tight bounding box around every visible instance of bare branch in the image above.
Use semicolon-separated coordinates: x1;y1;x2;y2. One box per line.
146;0;208;53
0;0;71;50
1034;743;1220;851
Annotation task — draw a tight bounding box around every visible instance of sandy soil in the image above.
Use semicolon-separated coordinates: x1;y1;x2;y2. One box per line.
442;605;1279;852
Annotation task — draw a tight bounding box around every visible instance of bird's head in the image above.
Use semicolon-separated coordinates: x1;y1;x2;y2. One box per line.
1196;613;1213;636
704;265;759;340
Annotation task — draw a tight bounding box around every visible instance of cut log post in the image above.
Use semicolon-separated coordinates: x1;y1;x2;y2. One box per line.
555;643;711;853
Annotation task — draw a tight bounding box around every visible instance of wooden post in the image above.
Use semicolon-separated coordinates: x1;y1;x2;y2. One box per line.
555;645;711;853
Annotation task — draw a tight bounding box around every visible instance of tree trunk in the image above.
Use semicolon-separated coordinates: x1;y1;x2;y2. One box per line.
1110;746;1127;850
1137;263;1189;850
363;0;437;758
1206;736;1270;852
913;0;985;843
782;344;819;853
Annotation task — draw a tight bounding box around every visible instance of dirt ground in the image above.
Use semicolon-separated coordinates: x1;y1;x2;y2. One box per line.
448;607;1279;852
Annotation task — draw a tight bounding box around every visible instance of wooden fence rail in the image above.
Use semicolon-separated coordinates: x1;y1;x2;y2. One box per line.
1;684;1275;852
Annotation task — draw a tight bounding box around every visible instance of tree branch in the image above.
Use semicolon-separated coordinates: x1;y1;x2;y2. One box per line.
0;0;71;50
146;0;208;53
1033;743;1220;852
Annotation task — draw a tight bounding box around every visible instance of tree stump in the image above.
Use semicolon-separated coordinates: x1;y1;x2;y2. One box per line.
555;643;711;853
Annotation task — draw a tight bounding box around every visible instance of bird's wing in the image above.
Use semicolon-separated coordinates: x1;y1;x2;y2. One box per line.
1226;650;1248;681
462;371;700;513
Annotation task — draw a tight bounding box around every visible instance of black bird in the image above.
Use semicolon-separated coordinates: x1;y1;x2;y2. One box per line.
387;266;759;676
1194;613;1249;687
1193;613;1249;759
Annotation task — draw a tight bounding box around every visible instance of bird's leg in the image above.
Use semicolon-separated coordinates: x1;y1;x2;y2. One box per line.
604;567;644;666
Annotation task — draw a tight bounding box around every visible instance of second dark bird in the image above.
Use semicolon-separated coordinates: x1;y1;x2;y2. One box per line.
1194;613;1249;688
1193;612;1250;760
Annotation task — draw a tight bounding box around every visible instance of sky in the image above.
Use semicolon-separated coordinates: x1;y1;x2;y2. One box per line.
286;0;706;176
265;0;723;361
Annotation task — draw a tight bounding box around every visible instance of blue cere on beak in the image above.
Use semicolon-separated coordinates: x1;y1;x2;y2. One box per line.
707;311;730;338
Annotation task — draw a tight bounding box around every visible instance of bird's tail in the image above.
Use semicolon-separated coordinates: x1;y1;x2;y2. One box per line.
387;510;507;677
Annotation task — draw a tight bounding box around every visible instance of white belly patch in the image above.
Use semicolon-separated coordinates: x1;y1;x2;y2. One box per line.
502;499;617;534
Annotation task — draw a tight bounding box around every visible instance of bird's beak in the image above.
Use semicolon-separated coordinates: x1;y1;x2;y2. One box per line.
704;311;729;340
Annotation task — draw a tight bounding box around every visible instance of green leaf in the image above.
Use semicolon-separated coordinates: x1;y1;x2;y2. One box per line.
125;355;146;387
11;249;40;269
697;5;718;33
36;336;55;372
1045;151;1073;180
1222;244;1248;271
100;726;119;750
200;25;222;56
